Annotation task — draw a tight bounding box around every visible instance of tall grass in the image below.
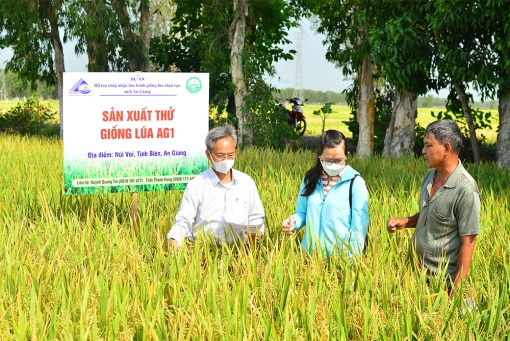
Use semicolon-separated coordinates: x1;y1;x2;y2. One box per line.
1;134;509;340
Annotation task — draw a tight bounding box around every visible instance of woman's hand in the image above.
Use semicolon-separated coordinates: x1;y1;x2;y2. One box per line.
282;217;296;236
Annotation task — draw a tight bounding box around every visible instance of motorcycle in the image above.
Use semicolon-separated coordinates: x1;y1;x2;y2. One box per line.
278;97;307;136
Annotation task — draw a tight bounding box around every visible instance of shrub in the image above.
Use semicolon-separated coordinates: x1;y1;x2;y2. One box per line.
0;98;57;136
245;80;301;149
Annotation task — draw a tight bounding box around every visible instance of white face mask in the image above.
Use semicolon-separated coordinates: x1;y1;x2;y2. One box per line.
210;157;235;174
321;161;346;177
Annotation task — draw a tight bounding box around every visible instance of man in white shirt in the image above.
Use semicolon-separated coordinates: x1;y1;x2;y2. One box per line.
167;125;265;249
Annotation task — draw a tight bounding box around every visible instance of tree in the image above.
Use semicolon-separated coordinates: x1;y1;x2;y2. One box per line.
0;0;66;136
313;102;335;134
111;0;150;72
150;0;239;120
297;0;376;157
150;0;297;145
67;0;118;72
0;0;152;138
150;0;176;37
67;0;150;72
369;1;440;157
428;0;493;163
475;0;510;167
229;0;250;144
3;71;56;99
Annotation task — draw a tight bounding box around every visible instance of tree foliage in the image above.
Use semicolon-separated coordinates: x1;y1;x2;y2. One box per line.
0;0;64;90
295;0;378;157
369;0;442;95
66;0;150;72
150;0;298;146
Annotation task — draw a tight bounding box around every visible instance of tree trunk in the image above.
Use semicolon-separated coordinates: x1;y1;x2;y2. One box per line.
229;0;251;145
452;81;480;162
84;2;109;72
86;39;109;72
356;55;375;158
111;0;149;72
383;89;417;157
497;92;510;167
139;0;150;71
43;0;65;138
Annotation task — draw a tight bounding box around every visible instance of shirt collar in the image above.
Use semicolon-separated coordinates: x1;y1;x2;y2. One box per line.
442;159;463;188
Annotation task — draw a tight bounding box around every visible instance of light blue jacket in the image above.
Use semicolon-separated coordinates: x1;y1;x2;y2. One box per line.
292;165;369;257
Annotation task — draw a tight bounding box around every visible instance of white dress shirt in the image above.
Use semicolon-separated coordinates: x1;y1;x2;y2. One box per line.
167;167;265;246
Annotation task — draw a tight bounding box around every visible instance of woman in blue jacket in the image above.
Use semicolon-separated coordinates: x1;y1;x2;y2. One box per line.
282;130;369;257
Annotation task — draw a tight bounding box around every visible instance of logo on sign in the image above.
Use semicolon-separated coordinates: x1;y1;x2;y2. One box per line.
186;77;202;94
69;78;91;95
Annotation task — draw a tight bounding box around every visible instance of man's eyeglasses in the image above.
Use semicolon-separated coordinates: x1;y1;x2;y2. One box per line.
319;158;346;166
211;152;235;161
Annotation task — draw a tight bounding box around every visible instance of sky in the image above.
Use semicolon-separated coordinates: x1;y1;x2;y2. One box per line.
265;20;354;94
1;40;87;74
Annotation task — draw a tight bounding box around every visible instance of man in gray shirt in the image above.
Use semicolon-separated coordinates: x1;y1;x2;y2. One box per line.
387;120;481;293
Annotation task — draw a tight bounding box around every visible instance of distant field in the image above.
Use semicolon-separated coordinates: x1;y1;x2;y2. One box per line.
303;104;499;141
301;104;353;136
1;100;499;140
417;107;499;142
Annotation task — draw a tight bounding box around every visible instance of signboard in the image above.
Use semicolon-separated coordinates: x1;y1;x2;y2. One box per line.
63;72;209;195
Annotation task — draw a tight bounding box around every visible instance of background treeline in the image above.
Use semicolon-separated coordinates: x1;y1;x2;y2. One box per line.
418;94;497;109
274;88;347;104
1;70;56;100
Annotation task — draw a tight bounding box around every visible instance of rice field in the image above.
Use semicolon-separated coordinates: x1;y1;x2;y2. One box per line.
302;104;499;141
1;133;509;340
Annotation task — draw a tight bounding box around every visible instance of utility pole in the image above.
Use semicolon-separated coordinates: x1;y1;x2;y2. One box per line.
292;31;303;100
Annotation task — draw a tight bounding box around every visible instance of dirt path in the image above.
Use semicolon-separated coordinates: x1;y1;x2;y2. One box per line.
299;134;320;151
299;134;356;152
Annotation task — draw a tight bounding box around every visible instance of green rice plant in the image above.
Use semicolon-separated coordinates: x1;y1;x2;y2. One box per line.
1;133;509;340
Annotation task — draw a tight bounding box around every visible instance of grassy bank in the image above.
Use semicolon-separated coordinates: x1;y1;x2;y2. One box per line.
1;134;509;340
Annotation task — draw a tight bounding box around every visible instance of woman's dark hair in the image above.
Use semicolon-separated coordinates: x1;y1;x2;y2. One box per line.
301;130;348;197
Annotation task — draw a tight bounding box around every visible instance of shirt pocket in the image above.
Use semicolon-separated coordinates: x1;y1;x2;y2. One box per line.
224;197;249;225
428;209;455;240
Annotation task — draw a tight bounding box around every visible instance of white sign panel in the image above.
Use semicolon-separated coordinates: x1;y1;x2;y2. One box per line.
63;72;209;195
